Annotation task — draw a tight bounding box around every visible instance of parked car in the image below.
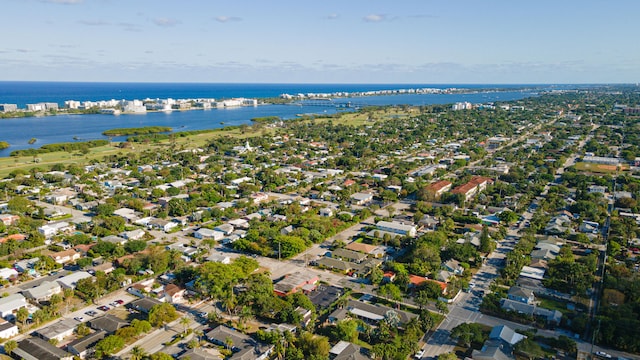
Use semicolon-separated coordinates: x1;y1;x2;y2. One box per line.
73;316;84;322
115;299;124;305
97;305;110;311
85;310;98;316
414;349;425;359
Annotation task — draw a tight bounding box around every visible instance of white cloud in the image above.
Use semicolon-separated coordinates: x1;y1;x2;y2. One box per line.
363;14;385;22
153;18;179;27
326;13;339;20
215;16;242;23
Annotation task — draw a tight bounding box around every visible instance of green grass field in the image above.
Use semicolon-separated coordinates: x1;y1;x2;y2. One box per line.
574;161;628;174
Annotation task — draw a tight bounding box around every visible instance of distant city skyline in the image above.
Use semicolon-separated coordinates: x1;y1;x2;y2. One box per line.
2;0;638;84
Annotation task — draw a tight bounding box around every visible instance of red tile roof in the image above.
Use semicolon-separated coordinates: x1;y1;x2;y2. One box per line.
426;180;452;193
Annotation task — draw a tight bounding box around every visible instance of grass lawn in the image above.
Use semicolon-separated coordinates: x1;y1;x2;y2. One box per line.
539;297;570;313
574;162;629;174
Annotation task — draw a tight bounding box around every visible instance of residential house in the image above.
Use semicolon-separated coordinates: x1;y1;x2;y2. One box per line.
340;299;417;326
128;280;154;298
507;286;535;305
0;320;18;339
249;192;269;204
345;242;386;258
128;297;163;313
148;218;178;232
315;257;352;273
37;221;74;237
164;284;185;304
331;248;368;263
56;271;93;289
319;207;334;217
472;339;514;360
579;220;600;234
205;325;273;360
13;337;73;360
472;325;525;360
206;253;231;264
350;192;374;206
193;228;225;241
534;244;561;260
14;258;39;273
113;208;139;222
101;235;128;246
456;231;482;248
436;270;454;283
66;330;106;359
418;214;440;230
88;314;129;334
442;259;464;275
214;223;234;235
490;324;526;346
329;341;369;360
44;188;77;204
228;218;249;229
50;249;80;264
22;281;62;302
280;225;295;235
35;318;77;342
74;243;96;256
121;229;145;240
375;220;417;237
0;293;27;320
0;268;18;280
273;271;319;296
0;233;26;244
519;266;546;281
178;347;224;360
544;214;573;235
0;214;19;226
307;285;343;310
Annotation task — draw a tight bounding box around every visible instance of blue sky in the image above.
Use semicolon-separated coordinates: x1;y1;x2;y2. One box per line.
1;0;638;83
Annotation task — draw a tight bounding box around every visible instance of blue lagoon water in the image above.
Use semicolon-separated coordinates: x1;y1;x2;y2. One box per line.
0;82;550;157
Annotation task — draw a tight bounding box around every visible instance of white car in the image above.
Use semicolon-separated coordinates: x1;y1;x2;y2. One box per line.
595;351;612;358
414;349;425;359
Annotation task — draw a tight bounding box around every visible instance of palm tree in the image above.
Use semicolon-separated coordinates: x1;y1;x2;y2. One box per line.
238;306;253;330
224;293;237;315
180;317;190;334
224;336;234;351
130;345;147;360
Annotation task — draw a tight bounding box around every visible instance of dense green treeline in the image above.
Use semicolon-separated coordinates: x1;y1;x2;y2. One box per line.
10;140;109;156
102;126;172;136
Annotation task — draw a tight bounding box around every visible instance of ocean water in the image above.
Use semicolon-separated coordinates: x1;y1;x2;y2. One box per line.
0;82;555;157
0;81;547;108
